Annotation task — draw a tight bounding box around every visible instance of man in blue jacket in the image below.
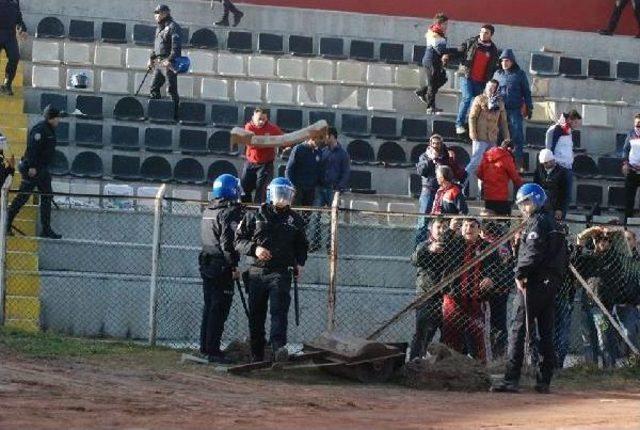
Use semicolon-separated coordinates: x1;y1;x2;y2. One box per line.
493;49;533;168
285;137;321;206
315;127;350;207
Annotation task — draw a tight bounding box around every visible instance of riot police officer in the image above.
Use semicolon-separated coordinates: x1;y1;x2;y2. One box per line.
149;4;182;113
199;174;245;364
492;183;567;394
7;105;65;238
235;177;309;363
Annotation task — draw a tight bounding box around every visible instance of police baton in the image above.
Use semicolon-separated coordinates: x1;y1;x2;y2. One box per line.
234;276;250;319
135;57;156;97
289;267;300;326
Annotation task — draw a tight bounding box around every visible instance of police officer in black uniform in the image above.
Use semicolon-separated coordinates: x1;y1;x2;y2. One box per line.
235;177;308;363
199;174;244;364
0;0;27;95
492;183;567;394
7;105;65;238
149;4;182;114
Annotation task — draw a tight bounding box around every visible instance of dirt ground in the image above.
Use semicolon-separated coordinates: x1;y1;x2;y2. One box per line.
1;333;639;430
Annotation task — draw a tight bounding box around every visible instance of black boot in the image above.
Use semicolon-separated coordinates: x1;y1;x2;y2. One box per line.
40;229;62;239
0;81;13;96
232;11;244;27
215;15;230;26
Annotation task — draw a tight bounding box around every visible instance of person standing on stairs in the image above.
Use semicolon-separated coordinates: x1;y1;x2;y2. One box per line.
0;0;27;96
6;105;65;239
149;4;182;116
213;0;244;27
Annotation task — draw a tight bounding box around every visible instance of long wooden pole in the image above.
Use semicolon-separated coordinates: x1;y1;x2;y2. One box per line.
327;192;340;332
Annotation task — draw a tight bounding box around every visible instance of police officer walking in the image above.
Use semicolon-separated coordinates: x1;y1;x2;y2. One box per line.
235;177;309;363
492;183;567;394
199;174;244;364
0;0;27;96
7;105;64;238
149;4;182;114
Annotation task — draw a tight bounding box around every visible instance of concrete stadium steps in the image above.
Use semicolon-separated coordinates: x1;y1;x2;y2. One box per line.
0;57;24;87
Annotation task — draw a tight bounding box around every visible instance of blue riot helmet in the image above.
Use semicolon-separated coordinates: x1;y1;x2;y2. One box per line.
266;177;295;207
515;183;547;216
171;56;191;74
212;174;242;201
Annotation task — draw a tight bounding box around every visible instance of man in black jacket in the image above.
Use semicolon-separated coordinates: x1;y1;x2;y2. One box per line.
534;149;571;220
0;0;27;96
213;0;244;27
149;4;182;114
7;105;65;238
199;174;244;364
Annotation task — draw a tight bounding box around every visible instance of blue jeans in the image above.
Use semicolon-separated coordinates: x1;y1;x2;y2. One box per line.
554;296;574;368
562;169;574;216
456;78;485;128
506;108;525;164
464;140;492;196
415;188;436;245
614;304;640;354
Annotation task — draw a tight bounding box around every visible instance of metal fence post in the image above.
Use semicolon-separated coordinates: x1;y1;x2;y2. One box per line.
0;175;13;325
327;191;340;332
148;184;166;345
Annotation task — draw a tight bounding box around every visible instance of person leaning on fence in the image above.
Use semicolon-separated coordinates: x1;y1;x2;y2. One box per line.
235;177;309;363
409;217;452;360
534;149;572;221
7;105;65;239
198;174;245;364
621;113;640;220
441;218;498;362
492;183;568;394
476;139;523;216
431;165;468;216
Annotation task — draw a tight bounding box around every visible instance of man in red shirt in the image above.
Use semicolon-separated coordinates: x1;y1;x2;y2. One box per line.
241;108;284;203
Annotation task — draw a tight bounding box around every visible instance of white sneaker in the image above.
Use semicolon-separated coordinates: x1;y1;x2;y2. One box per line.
456;126;467;134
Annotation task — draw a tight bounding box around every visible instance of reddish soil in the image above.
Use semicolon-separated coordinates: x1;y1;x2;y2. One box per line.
1;352;639;430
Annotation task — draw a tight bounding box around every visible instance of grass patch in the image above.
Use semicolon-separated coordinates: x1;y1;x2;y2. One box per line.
556;358;640;390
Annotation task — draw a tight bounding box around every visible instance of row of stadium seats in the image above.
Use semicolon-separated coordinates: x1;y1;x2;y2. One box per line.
530;53;640;84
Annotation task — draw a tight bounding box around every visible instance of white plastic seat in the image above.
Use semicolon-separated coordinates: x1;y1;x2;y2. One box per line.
367;88;394;111
387;202;418;226
52;178;71;206
94;45;123;68
307;59;334;82
277;58;305;80
217;53;245;76
187;49;215;75
136;186;161;211
366;64;393;86
266;82;294;105
201;78;230;100
133;72;152;96
32;40;60;64
332;87;360;110
63;42;92;65
336;61;365;84
126;47;153;70
65;68;95;91
395;66;421;88
248;55;276;78
297;84;324;107
32;65;61;89
100;70;128;94
69;180;101;208
582;105;610;127
234;80;262;103
434;93;458;114
178;76;195;99
104;183;134;211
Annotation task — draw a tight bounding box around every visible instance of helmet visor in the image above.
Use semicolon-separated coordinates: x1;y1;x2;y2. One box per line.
269;184;295;206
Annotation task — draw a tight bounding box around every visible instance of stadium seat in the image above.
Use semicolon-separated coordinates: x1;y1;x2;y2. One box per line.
216;53;245;76
75;95;103;119
190;28;218;50
266;82;294;105
367;64;393;86
133;24;155;46
607;186;625;208
54;122;69;146
174;158;205;183
258;33;283;55
342;113;369;137
178;101;207;125
32;40;61;64
112;155;141;180
248;55;276;78
141;156;172;181
597;156;623;178
333;87;360;110
177;76;195;99
412;45;426;64
349;40;374;62
227;31;252;53
187;50;215;74
276;108;303;132
582;105;610;127
111;125;140;151
69;19;94;42
100;22;126;44
529;53;556;76
377;141;406;163
617;61;640;84
289;35;313;57
36;17;65;39
65;67;94;91
234;80;262;103
148;99;176;123
371;116;398;139
63;42;92;65
572;154;599;177
395;67;421;88
588;59;614;81
126;47;153;70
179;129;208;154
348;170;372;191
410;143;427;163
133;69;149;91
367;89;394;112
207;160;238;183
40;93;67;112
100;70;128;94
401;118;428;142
576;184;603;207
94;45;123;68
277;58;305;80
211;104;238;128
320;37;346;59
347;140;375;162
309;110;335;126
297;84;324;107
307;59;334;82
559;57;586;79
525;126;547;147
336;61;365;84
201;78;229;100
74;122;103;148
50;151;70;176
409;173;421;197
113;97;145;121
432;120;457;139
71;151;103;177
208;130;232;153
380;43;405;64
32;65;60;89
144;127;173;152
448;145;470;167
179;27;191;48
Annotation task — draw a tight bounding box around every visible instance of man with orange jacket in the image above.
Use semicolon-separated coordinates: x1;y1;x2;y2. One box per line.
476;139;523;215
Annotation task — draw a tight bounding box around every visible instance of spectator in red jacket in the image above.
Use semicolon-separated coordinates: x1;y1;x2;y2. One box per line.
476;140;523;215
241;108;284;203
431;165;469;215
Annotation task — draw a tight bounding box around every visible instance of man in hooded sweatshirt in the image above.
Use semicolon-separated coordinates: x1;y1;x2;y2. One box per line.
477;139;523;215
493;49;533;168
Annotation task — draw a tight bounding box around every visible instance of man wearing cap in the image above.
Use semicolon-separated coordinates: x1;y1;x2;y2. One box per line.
534;148;572;220
0;0;27;96
149;4;182;115
7;105;65;238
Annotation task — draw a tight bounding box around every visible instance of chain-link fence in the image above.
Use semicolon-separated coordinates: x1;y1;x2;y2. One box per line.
0;182;638;369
